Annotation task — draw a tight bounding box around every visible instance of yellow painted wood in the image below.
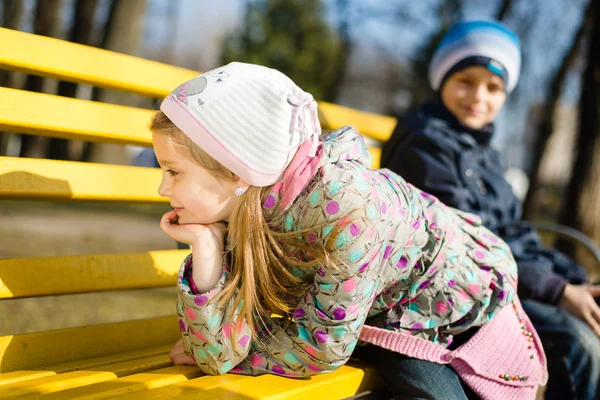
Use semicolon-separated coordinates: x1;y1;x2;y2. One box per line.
0;250;188;299
48;346;173;376
0;371;116;399
0;87;154;146
0;29;396;145
0;87;395;151
0;371;56;387
6;351;176;399
190;364;383;400
29;366;203;400
0;157;166;202
115;363;382;400
110;374;250;400
368;147;382;169
0;28;198;97
319;102;397;143
0;317;179;373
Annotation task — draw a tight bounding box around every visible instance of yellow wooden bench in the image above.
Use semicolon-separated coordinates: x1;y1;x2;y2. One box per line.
0;27;394;399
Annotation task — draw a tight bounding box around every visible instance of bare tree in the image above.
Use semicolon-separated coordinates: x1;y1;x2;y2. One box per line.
48;0;99;161
323;0;351;103
522;4;591;218
496;0;513;20
86;0;147;165
18;0;63;158
558;0;600;252
0;0;25;156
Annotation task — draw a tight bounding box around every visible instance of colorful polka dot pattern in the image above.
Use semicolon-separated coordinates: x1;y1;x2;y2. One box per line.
176;127;518;378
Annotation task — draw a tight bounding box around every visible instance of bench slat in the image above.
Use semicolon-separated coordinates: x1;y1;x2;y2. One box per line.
0;250;188;299
30;366;203;400
116;363;382;400
0;29;396;143
0;371;116;399
0;316;179;373
110;374;250;400
0;156;166;202
0;87;395;149
0;87;153;146
0;27;197;97
318;102;396;143
0;371;57;387
0;355;183;399
43;345;173;376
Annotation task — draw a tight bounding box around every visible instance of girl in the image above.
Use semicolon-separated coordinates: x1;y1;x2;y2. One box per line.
381;21;600;400
153;62;546;399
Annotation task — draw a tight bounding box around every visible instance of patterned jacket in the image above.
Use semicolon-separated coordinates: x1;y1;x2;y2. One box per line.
177;126;518;377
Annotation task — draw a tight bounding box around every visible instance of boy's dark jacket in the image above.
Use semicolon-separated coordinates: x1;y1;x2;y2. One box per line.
381;100;587;304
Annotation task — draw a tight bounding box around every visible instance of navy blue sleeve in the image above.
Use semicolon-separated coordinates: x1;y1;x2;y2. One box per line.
382;125;585;304
381;126;502;227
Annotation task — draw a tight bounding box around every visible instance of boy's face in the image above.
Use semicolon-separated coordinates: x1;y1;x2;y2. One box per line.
440;66;507;130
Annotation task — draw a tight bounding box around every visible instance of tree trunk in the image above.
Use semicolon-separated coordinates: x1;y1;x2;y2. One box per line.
0;0;25;156
496;0;513;21
19;0;63;158
522;5;590;219
323;0;351;103
557;0;600;255
48;0;99;161
86;0;147;165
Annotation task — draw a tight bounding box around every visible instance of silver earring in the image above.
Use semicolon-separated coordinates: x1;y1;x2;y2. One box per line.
234;187;246;196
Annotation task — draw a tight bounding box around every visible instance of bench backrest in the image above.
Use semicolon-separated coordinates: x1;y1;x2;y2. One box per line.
0;27;396;373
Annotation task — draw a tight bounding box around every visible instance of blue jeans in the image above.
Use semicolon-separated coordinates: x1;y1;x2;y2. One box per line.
354;343;479;399
522;298;600;400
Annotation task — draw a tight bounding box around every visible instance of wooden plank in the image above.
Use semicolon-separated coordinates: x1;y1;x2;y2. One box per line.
368;147;382;169
319;103;396;143
0;29;396;144
46;346;173;376
0;87;394;148
0;250;188;299
0;87;154;146
0;28;197;97
0;371;56;387
28;366;203;400
0;371;116;399
109;374;250;400
1;352;179;399
0;317;179;373
0;157;166;202
115;363;382;400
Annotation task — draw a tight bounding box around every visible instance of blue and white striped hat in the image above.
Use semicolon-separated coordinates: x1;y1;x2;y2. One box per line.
429;21;521;93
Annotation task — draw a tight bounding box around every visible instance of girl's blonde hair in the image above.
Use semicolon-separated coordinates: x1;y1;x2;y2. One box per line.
150;111;345;345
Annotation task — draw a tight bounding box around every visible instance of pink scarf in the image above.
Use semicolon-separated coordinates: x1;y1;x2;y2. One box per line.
280;140;323;211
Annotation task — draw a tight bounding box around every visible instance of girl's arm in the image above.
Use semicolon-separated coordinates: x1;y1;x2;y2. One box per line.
178;178;406;377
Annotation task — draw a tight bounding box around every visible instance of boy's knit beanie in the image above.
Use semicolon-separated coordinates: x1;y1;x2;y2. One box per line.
429;20;521;93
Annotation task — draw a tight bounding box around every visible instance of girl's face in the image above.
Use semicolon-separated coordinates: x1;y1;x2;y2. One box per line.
440;66;507;130
153;132;244;224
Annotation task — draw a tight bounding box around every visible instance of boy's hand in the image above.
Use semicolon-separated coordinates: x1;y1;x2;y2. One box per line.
160;210;226;247
169;339;196;365
559;283;600;336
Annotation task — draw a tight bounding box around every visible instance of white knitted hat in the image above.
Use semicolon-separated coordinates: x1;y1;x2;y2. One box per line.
160;62;321;187
429;21;521;93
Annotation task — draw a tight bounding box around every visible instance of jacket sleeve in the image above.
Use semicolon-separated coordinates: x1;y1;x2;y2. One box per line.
382;125;494;224
177;182;391;377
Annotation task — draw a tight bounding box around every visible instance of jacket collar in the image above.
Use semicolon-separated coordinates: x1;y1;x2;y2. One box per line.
421;97;495;146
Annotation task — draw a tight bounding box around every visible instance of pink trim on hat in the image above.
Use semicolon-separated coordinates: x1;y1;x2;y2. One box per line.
161;96;282;187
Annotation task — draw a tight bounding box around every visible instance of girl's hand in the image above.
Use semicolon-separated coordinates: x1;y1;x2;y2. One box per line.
169;339;196;365
559;283;600;336
160;210;226;247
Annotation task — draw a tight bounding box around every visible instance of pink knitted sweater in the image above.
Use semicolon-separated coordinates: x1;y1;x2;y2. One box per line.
360;296;548;399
